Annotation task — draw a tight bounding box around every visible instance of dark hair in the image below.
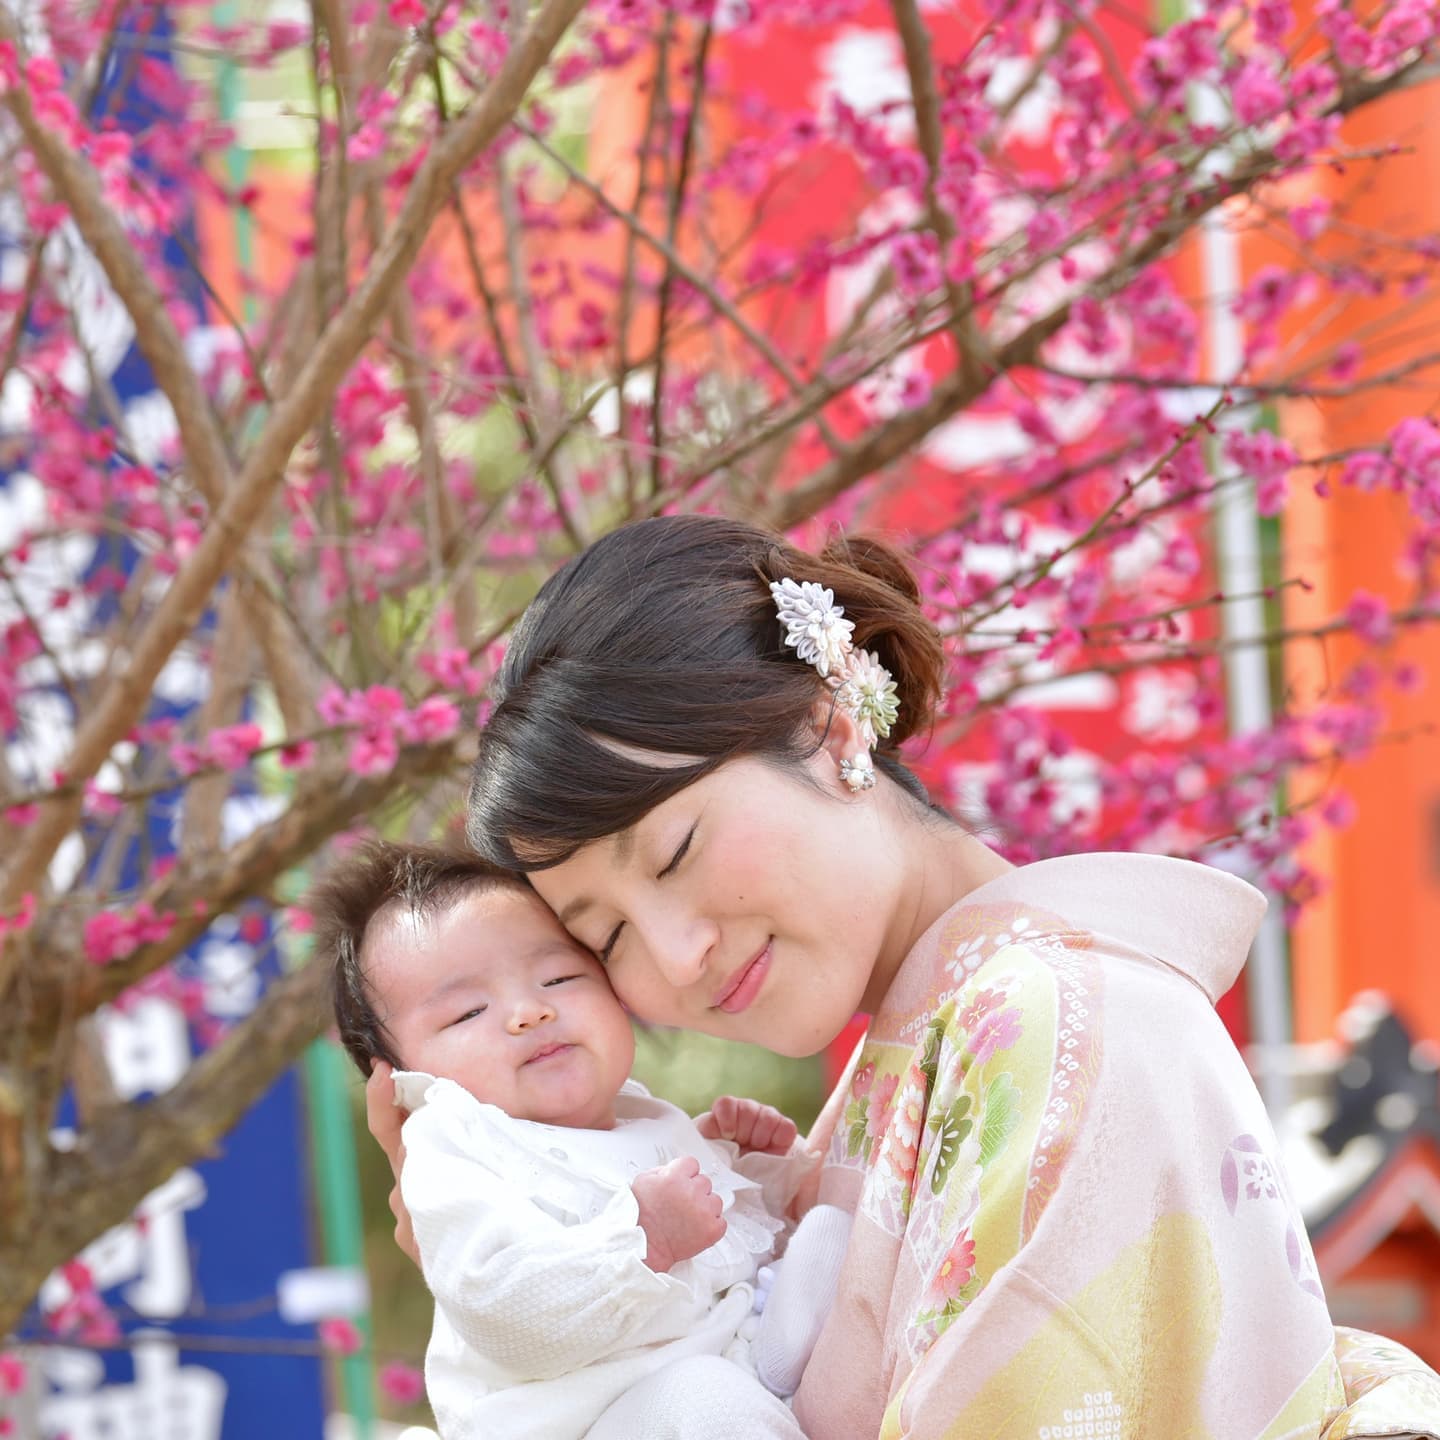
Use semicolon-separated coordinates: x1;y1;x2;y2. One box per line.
467;515;946;870
309;840;524;1077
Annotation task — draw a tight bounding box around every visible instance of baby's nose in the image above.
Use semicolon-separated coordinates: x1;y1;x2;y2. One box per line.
506;998;556;1034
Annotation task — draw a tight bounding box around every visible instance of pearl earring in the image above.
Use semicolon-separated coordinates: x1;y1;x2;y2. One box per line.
839;753;876;792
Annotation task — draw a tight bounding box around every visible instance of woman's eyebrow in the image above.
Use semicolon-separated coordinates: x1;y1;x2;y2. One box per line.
556;824;640;927
557;896;594;927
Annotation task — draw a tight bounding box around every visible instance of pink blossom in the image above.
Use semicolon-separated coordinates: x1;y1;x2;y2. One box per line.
1276;114;1341;164
898;371;932;408
378;1361;426;1405
1321;792;1357;829
419;647;487;696
1340;451;1391;493
0;895;37;944
280;739;317;769
1234;266;1308;329
1253;0;1294;47
1288;197;1331;243
1390;417;1440;481
891;233;940;298
265;20;309;52
206;722;264;770
1344;591;1393;645
83;780;125;819
1230;59;1286;126
0;1353;26;1396
1225;430;1298;517
170;742;206;778
83;903;177;966
401;697;461;744
1394;662;1424;694
318;1318;364;1356
1374;0;1439;59
348;726;399;778
1328;342;1361;381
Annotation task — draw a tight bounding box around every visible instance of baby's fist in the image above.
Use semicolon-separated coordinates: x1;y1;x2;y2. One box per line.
696;1095;799;1155
632;1156;727;1272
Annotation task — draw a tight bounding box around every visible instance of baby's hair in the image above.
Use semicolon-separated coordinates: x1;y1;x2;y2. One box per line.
309;839;526;1077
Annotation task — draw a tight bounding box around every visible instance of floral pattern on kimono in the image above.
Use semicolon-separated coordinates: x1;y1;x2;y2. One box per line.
793;853;1440;1440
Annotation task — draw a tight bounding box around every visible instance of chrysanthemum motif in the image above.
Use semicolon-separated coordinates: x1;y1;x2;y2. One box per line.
835;647;900;746
769;578;855;678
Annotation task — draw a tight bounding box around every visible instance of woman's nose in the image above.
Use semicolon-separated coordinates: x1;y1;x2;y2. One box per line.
637;908;718;990
505;996;556;1035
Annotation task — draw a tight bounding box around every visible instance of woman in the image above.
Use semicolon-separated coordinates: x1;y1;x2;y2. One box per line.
370;514;1440;1439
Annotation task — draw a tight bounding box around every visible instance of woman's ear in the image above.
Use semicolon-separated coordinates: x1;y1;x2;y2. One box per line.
806;698;870;790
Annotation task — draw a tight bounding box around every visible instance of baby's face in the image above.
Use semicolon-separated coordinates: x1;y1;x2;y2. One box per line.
365;885;635;1129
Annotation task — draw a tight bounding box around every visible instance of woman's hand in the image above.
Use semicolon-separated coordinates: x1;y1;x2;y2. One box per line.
696;1095;798;1155
364;1061;420;1267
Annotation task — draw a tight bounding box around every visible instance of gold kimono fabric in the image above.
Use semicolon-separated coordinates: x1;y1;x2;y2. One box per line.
793;854;1440;1440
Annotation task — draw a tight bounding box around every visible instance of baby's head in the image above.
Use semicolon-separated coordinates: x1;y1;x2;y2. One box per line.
313;841;635;1129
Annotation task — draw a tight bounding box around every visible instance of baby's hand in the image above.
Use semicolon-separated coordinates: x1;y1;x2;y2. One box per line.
632;1156;726;1272
696;1095;798;1156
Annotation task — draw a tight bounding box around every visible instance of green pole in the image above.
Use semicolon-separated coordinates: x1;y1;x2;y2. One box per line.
210;15;379;1434
303;1038;379;1438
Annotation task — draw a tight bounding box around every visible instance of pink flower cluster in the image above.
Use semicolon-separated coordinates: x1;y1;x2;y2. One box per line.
317;685;463;778
170;722;266;779
83;903;177;967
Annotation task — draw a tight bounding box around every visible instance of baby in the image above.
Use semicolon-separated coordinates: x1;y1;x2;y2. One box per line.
313;841;849;1440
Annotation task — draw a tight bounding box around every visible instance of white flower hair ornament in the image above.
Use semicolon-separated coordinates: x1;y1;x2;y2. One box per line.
769;576;901;791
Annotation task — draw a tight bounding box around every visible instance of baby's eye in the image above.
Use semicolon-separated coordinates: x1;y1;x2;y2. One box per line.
448;1005;487;1028
543;974;580;987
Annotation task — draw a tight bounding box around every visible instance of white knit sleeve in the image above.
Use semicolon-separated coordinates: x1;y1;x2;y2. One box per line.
400;1101;690;1383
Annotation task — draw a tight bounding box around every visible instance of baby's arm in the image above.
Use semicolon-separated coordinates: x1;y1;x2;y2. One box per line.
400;1105;691;1383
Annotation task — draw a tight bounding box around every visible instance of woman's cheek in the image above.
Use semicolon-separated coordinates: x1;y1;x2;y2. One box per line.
609;964;681;1026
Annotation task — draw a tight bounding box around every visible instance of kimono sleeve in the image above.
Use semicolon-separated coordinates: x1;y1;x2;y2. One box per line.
399;1102;691;1383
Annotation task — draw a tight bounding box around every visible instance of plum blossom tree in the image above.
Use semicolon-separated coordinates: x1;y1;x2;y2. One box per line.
0;0;1437;1347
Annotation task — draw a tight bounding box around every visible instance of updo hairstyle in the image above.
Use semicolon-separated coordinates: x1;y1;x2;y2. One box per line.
467;515;947;869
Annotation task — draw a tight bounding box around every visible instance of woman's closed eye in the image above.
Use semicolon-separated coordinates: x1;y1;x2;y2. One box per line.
657;824;696;880
595;824;696;961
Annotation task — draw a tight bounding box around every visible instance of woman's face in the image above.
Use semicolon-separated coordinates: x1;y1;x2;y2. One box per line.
527;748;907;1057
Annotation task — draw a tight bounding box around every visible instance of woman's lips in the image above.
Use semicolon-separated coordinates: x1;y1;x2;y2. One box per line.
713;942;772;1014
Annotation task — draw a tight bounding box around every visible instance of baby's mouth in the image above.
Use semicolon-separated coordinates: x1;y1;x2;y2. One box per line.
523;1041;575;1066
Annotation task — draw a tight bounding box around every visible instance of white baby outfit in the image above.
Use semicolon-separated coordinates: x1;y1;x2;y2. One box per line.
391;1072;819;1440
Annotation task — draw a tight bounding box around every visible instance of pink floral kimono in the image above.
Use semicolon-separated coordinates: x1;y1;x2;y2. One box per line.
793;853;1440;1440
